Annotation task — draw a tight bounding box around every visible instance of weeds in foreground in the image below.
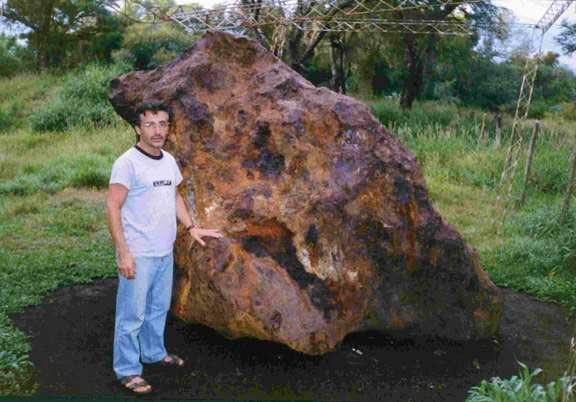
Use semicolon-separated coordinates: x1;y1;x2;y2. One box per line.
466;362;574;402
564;326;576;402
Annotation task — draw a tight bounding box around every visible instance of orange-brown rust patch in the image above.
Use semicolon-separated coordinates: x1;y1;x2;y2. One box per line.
235;220;287;238
287;154;306;176
429;246;441;267
473;308;490;322
389;308;406;329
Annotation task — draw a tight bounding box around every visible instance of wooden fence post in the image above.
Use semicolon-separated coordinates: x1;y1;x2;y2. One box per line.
479;113;487;145
560;147;576;225
494;112;502;148
519;122;539;206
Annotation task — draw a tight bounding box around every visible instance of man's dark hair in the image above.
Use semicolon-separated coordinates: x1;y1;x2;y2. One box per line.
132;101;173;128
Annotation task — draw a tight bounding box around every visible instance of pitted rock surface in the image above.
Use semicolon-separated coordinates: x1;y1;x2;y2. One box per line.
108;31;502;355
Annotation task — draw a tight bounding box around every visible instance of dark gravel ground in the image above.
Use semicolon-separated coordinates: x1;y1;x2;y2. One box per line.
9;278;575;402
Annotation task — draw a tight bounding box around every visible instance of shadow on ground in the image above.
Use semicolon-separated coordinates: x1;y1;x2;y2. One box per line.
10;278;575;401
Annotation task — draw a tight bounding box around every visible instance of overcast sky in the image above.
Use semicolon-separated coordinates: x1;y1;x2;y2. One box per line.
493;0;576;70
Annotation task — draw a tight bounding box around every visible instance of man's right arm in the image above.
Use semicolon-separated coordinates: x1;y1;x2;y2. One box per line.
106;183;136;279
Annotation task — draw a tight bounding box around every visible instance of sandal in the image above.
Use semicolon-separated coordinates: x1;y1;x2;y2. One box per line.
119;375;152;395
160;353;185;367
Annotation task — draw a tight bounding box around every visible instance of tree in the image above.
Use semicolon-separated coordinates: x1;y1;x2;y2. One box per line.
74;6;124;65
116;22;195;69
0;34;25;77
557;19;576;55
235;1;491;102
541;51;560;67
2;0;120;69
393;0;503;109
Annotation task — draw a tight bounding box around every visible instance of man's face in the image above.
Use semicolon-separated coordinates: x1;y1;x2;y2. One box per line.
135;110;170;150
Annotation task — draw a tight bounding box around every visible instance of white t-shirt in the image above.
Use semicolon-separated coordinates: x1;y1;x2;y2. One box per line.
109;146;183;257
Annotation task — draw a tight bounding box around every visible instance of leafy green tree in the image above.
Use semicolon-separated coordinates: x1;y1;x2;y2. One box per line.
535;63;576;106
109;0;198;70
458;58;522;111
395;1;504;109
234;0;501;104
557;19;576;55
423;31;522;111
72;6;124;65
2;0;121;69
115;22;195;70
0;34;26;77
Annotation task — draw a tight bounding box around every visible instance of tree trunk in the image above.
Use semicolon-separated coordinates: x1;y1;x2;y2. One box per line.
37;0;56;69
287;26;304;71
400;35;421;110
400;34;436;110
330;34;347;94
285;0;355;70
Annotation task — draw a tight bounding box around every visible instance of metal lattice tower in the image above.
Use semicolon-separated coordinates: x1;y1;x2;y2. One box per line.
123;0;478;43
498;0;575;216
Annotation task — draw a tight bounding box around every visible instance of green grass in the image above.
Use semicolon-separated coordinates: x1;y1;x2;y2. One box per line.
0;127;132;189
485;202;576;309
0;73;62;132
0;71;134;393
0;191;119;394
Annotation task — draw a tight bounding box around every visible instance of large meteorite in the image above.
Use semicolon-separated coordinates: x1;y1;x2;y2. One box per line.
109;31;502;355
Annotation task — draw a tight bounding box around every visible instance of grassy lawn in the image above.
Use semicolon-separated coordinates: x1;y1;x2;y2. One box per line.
0;190;116;393
0;91;133;391
0;74;575;395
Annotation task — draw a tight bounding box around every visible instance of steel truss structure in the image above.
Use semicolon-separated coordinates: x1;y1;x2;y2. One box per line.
499;0;574;214
125;0;478;37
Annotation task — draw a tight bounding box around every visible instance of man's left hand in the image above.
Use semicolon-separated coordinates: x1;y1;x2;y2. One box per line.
188;227;224;246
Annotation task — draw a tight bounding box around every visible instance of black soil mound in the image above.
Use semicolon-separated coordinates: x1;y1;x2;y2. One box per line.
10;278;575;401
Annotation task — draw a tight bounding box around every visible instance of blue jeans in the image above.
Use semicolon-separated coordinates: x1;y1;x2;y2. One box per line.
113;253;173;379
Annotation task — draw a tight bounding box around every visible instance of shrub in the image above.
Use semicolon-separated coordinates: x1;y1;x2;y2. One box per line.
528;100;549;120
0;35;26;78
560;103;576;121
545;102;576;122
28;62;130;132
0;107;16;132
466;362;574;402
69;159;110;189
370;100;404;128
528;145;571;194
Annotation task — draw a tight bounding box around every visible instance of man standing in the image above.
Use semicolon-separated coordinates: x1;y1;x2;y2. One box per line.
106;102;222;395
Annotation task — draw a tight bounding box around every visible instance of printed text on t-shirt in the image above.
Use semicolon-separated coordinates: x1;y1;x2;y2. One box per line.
153;180;172;187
